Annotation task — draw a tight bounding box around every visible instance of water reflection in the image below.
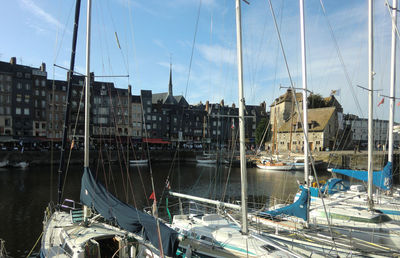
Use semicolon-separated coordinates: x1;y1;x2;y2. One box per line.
0;162;329;257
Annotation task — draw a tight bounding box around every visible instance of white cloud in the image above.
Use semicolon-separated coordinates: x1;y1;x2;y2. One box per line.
19;0;63;29
198;44;236;66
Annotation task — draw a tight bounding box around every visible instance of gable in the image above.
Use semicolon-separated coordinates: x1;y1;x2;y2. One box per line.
278;107;336;133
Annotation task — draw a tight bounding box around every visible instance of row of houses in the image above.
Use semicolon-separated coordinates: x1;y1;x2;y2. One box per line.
0;57;397;151
0;57;266;149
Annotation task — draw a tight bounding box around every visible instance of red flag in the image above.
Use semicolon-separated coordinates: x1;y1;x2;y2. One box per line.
397;102;400;106
378;98;384;107
149;191;156;200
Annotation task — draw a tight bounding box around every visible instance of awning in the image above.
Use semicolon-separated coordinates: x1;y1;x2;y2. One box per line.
143;138;171;144
0;136;18;143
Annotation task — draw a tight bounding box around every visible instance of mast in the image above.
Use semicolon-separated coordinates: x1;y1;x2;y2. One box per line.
57;0;81;205
388;0;397;167
83;0;92;221
84;0;92;168
367;0;374;209
299;0;309;226
235;0;248;234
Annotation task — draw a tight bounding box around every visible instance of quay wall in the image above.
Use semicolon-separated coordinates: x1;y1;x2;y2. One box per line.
1;150;398;176
0;149;199;166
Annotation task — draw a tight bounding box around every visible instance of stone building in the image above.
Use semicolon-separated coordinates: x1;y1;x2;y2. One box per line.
270;89;303;131
275;107;339;152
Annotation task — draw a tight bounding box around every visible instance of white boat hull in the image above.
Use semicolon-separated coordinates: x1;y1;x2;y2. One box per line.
41;209;162;258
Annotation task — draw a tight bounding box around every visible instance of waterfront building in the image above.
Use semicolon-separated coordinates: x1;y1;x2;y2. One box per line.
47;79;67;140
0;66;13;137
276;107;339;152
131;95;142;139
0;58;46;142
343;115;400;150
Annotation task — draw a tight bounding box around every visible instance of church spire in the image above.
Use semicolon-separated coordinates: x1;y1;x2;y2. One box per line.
168;62;173;96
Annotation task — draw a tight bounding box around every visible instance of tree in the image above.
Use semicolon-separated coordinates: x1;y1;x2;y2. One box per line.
308;94;327;109
255;118;271;146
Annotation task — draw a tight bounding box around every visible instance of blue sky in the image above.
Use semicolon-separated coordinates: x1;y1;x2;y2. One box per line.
1;0;399;121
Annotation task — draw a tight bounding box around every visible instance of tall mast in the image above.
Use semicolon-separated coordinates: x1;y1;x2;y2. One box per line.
388;0;397;167
299;0;309;184
83;0;92;222
235;0;248;234
57;0;81;205
84;0;92;168
367;0;374;209
299;0;309;225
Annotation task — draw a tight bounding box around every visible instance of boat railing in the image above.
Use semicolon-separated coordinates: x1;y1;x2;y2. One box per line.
43;202;55;224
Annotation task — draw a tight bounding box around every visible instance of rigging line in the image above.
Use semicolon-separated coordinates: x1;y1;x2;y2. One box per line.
385;0;400;41
61;78;86;199
54;2;75;64
268;0;340;250
318;0;364;118
107;86;129;200
105;0;130;75
184;0;202;99
267;0;296;91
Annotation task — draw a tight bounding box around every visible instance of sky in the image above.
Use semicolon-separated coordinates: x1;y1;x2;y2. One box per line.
1;0;400;121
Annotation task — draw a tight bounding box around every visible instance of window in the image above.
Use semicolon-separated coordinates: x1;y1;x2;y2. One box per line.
16;94;22;102
35;89;39;96
17;82;22;89
41;80;46;87
35;79;39;86
41;90;45;97
25;73;31;79
24;108;29;115
16;108;21;115
24;95;30;103
26;83;31;90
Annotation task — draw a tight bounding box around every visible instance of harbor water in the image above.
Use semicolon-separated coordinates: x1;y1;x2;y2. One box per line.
0;161;330;257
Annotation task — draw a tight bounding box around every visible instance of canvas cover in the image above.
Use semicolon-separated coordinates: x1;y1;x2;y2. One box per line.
259;186;308;221
80;167;179;257
330;162;392;191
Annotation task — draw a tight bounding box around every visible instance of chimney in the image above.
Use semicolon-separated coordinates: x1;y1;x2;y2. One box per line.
220;99;224;107
232;103;236;108
40;62;46;72
10;57;16;65
205;101;209;112
260;101;266;110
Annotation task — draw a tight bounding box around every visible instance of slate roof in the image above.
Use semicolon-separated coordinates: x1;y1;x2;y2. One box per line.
278;107;336;133
270;89;303;107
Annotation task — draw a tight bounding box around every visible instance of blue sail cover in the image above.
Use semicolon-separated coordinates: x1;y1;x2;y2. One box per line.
258;186;308;221
80;167;179;257
310;178;350;197
330;162;392;191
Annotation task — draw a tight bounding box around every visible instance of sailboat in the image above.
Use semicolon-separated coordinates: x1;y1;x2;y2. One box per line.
249;0;400;255
305;0;400;219
40;1;179;257
167;1;305;257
